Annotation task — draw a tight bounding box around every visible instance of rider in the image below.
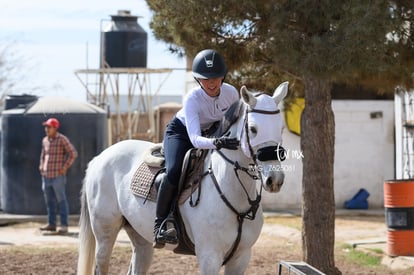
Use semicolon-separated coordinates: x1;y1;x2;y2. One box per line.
154;49;240;248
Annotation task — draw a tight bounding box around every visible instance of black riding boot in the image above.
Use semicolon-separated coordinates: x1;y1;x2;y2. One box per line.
153;176;178;248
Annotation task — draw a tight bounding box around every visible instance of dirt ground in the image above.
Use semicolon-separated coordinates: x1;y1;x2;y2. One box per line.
1;215;414;275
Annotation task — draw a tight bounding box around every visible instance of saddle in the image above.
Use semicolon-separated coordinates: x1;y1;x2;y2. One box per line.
130;144;208;255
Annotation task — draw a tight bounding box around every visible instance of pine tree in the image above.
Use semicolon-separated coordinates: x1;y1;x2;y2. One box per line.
146;1;414;273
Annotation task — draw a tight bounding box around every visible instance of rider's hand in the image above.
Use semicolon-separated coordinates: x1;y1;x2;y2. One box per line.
214;137;239;150
59;168;67;175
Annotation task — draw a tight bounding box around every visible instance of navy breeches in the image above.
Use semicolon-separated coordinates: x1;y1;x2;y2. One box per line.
163;117;194;186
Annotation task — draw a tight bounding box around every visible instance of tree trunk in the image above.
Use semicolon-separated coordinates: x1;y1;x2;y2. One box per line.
300;77;341;274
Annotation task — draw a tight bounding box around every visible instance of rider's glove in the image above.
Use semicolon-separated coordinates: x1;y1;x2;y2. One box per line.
214;137;239;150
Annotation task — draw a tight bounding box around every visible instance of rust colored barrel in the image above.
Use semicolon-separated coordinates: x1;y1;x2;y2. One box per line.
384;179;414;256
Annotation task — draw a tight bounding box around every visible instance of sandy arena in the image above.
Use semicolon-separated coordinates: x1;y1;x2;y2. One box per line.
1;213;414;274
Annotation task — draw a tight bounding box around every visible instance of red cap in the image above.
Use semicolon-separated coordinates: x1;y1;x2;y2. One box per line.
43;118;60;129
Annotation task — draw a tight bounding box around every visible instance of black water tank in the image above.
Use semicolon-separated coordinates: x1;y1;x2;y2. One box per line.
0;97;108;214
102;10;147;68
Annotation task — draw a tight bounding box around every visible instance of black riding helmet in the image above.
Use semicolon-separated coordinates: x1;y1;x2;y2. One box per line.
192;49;227;80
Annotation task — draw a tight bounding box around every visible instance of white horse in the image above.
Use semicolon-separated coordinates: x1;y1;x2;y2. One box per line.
77;82;289;275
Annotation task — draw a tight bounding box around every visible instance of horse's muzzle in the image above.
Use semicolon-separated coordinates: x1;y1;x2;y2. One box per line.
264;174;284;193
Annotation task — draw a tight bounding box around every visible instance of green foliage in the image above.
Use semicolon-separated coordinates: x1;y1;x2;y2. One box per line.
341;244;382;267
146;0;414;93
369;248;384;255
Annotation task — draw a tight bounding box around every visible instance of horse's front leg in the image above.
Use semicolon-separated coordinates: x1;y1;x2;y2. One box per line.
223;248;251;275
197;251;223;275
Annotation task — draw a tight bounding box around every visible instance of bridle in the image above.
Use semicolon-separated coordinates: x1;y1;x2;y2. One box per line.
206;99;284;265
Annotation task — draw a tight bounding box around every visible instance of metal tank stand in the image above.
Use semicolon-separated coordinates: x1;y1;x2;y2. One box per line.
74;68;172;143
277;260;326;275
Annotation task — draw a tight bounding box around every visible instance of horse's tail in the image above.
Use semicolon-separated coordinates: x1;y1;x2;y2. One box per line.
77;181;96;275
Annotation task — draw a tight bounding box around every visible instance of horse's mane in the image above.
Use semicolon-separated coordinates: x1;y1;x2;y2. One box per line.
214;99;245;137
215;90;270;136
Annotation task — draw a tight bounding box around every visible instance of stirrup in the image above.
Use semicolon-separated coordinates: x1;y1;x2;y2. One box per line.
157;216;178;244
153;226;170;249
156;228;178;244
153;236;166;249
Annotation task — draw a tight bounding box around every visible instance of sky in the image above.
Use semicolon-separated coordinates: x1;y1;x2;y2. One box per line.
0;0;186;101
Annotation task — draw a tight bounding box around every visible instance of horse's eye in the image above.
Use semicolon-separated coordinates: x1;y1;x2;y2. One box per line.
250;126;257;134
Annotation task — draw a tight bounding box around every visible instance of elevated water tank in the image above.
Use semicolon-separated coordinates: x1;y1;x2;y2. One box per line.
101;10;147;68
0;97;108;214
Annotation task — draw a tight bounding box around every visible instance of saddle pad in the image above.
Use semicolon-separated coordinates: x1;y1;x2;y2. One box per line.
130;162;161;202
130;162;202;205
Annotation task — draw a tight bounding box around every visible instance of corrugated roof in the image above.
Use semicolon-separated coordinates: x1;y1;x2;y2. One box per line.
26;97;106;114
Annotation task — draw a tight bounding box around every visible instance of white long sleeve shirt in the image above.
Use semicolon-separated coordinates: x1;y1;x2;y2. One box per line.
176;83;239;149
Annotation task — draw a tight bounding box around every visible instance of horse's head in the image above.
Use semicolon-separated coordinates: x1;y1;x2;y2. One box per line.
238;82;289;193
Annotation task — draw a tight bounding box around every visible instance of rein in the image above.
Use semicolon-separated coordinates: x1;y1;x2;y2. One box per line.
207;104;280;265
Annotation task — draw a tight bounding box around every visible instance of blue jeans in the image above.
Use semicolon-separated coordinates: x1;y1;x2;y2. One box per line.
42;176;69;227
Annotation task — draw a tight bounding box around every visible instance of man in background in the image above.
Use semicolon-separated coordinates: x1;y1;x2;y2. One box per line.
39;118;77;234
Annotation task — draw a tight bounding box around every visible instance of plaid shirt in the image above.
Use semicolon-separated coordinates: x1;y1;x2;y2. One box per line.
39;133;78;179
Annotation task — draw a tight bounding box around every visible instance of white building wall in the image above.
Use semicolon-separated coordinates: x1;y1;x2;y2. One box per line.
261;100;395;210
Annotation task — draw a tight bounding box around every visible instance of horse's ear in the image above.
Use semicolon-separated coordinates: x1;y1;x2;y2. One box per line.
240;86;257;108
272;81;289;104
